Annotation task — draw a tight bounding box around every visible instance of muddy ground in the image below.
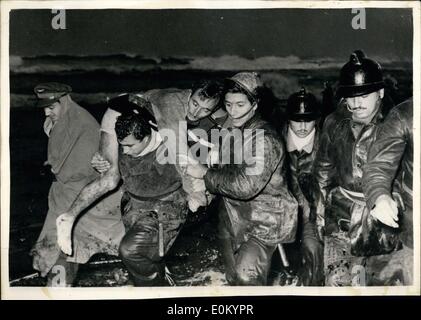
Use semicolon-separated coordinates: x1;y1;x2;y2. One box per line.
11;209;228;287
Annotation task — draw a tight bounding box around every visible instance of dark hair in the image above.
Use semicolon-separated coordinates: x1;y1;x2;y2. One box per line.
115;112;155;142
191;80;224;102
224;80;259;106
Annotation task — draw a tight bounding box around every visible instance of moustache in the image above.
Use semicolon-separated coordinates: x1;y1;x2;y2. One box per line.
347;105;367;112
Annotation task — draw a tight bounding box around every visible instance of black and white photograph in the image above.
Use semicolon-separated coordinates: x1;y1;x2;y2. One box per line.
1;0;420;299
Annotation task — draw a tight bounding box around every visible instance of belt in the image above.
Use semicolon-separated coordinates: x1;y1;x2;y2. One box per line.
338;187;366;206
337;187;366;233
402;181;413;197
127;184;181;202
400;171;413;197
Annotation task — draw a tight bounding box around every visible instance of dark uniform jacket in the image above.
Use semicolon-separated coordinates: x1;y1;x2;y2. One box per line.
313;101;390;230
282;124;321;220
363;98;413;247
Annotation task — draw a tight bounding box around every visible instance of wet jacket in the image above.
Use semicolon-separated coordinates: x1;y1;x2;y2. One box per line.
119;145;182;200
204;114;298;245
141;88;208;211
141;88;191;165
313;101;390;228
363;98;413;247
118;144;187;229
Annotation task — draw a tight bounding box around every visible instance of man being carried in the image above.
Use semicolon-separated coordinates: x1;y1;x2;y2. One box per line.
64;97;187;285
55;81;223;282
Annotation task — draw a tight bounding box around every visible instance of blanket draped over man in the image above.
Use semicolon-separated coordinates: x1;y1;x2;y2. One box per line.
31;95;125;276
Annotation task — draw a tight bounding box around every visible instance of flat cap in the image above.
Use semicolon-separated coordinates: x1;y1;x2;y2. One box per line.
34;82;72;108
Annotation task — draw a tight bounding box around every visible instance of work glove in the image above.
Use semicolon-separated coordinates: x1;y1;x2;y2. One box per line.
370;194;401;228
297;221;324;286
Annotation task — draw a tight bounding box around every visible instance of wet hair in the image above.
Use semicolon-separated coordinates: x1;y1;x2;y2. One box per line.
115;111;156;142
108;94;151;115
224;80;259;106
191;80;224;103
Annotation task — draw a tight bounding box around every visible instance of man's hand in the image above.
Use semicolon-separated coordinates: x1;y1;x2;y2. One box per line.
185;164;208;179
206;147;219;168
370;194;399;228
56;213;76;256
188;197;202;212
32;251;50;277
302;199;311;222
91;152;111;174
297;222;324;286
190;177;206;192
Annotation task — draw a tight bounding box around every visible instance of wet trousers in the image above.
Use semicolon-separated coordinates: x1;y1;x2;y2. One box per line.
219;224;277;286
118;193;187;286
324;189;413;286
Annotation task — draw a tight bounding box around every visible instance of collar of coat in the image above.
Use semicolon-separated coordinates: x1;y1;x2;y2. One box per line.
287;126;316;153
236;112;266;131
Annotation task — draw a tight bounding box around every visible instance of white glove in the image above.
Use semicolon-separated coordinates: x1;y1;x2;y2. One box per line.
370;194;399;228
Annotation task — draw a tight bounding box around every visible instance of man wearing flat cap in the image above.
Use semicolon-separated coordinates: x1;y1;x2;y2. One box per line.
31;83;124;286
312;50;401;286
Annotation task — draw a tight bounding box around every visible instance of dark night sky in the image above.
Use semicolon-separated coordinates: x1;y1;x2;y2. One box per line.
10;8;413;60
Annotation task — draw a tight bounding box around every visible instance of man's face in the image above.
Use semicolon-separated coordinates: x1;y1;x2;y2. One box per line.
44;102;63;123
119;133;150;158
289;120;316;138
345;89;384;122
224;92;257;121
186;90;218;122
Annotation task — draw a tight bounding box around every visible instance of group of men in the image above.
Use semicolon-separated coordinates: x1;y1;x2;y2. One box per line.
30;49;413;287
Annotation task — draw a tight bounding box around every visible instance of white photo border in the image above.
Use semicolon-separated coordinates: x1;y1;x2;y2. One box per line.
1;0;420;299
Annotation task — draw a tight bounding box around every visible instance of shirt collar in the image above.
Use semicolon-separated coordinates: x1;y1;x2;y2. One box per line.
287;127;316;153
133;129;163;158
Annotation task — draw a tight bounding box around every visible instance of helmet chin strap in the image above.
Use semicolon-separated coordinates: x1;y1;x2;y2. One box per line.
232;108;256;128
346;102;354;113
